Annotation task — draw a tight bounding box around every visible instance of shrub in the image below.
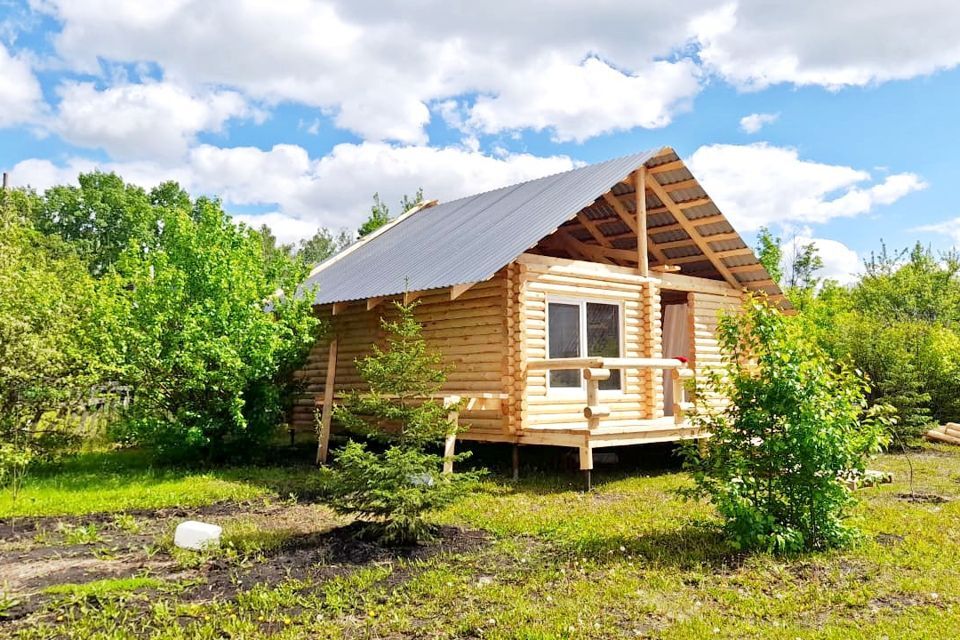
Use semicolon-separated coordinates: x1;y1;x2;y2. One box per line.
684;295;893;553
327;302;477;545
107;192;321;461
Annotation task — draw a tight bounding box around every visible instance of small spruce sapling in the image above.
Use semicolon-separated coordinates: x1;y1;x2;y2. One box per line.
327;301;477;545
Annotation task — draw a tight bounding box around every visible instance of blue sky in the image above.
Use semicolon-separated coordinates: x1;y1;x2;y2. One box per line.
2;0;960;282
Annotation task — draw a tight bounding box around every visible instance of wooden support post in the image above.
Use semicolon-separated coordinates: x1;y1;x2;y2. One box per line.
579;446;594;492
512;444;520;481
635;167;649;277
315;338;338;465
443;396;460;475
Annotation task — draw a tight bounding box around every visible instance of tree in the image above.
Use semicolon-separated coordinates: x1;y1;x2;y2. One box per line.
356;189;424;238
298;227;353;267
684;294;892;553
33;172;160;276
327;302;476;545
755;226;783;284
786;239;824;291
107;191;321;460
0;188;119;491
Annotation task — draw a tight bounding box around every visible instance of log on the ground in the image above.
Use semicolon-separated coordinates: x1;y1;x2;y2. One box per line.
925;428;960;446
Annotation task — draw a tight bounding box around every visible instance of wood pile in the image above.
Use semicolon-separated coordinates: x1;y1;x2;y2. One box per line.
925;423;960;446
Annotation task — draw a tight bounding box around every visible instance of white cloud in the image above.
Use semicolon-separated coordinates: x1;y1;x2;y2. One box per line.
54;81;257;160
782;233;861;285
739;112;778;134
687;143;927;231
8;142;576;242
232;211;321;246
0;43;43;127
913;217;960;246
467;56;701;141
32;0;715;144
691;1;960;90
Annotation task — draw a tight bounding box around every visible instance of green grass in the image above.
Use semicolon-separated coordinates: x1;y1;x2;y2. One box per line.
0;450;328;518
42;577;172;599
6;445;960;639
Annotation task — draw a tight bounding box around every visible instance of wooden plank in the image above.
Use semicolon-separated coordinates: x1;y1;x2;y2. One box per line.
316;338;338;465
450;282;477;301
649;214;725;235
331;302;349;316
647;159;684;174
366;296;385;311
404;291;423;305
645;173;742;289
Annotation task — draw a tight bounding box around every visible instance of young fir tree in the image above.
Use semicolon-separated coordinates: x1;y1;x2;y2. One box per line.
327;301;476;545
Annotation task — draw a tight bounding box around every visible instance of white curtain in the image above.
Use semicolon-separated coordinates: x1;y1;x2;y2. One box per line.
661;303;689;415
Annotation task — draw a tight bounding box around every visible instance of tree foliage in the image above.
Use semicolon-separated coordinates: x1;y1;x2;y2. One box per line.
685;295;892;553
5;174;322;462
0;188;120;487
356;189;423;238
107;190;321;460
298;227;353;267
327;302;477;545
755;227;783;285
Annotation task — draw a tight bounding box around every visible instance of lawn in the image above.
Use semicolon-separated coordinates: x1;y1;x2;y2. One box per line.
2;444;959;639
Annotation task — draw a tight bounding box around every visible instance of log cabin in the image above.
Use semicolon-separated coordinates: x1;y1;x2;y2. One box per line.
292;147;787;483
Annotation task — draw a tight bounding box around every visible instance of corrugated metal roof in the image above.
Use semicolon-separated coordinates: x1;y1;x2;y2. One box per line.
303;150;658;305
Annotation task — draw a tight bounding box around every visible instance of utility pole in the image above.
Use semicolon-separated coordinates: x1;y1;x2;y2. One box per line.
2;172;8;190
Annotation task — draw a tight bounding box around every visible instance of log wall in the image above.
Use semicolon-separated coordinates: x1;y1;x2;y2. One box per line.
687;290;742;410
291;270;512;441
516;254;660;430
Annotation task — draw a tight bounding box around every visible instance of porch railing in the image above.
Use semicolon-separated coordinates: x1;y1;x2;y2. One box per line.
525;357;694;429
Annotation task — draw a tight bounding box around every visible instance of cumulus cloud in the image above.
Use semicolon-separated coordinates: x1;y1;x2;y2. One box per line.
467;56;701;141
31;0;713;144
54;81;257;160
739;112;778;134
8;142;576;242
0;42;43;127
687;143;927;231
782;233;862;285
913;217;960;246
691;1;960;90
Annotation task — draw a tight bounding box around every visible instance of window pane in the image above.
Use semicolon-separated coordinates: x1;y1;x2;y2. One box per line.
548;302;580;388
586;303;621;391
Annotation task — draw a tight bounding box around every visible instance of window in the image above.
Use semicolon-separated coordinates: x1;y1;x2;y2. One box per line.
546;299;622;392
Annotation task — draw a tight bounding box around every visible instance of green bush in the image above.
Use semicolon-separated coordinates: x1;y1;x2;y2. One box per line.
684;295;892;553
327;302;478;545
107;193;321;461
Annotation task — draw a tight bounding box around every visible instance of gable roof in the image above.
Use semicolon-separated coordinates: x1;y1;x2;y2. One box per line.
303;147;786;307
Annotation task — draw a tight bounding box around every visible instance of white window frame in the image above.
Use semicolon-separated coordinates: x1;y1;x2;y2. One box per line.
544;296;625;397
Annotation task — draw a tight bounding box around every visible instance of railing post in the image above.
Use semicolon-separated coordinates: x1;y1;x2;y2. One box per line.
582;368;611;430
671;367;695;425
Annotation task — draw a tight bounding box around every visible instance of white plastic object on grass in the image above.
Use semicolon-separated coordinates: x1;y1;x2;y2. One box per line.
174;520;223;551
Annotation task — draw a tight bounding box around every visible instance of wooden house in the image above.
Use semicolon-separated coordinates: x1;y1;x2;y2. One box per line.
292;147;786;481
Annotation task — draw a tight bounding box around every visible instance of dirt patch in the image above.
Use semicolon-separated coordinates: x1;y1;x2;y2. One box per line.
0;500;271;542
875;532;905;547
896;492;952;504
191;523;490;602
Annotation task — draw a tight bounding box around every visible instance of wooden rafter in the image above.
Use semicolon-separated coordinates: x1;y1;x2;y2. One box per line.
575;212;614;248
600;192;671;266
450;282;476;301
331;301;349;316
366;296;384;311
649;214;725;236
403;291;423;305
645;174;742;289
647;159;685;174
